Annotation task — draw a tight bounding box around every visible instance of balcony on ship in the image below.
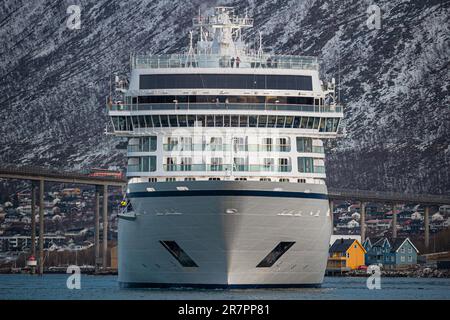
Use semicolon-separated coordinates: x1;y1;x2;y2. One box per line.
132;53;319;71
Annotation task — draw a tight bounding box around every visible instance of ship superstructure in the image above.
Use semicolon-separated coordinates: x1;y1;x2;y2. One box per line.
108;7;343;288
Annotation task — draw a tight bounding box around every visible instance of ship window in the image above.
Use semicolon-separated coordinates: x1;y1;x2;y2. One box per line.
144;115;153;127
187;115;196;127
325;118;333;132
313;117;320;129
139;137;157;152
126;117;133;131
233;157;247;171
111;116;119;131
267;116;276;127
258;115;268;128
318;118;326;132
184;178;196;181
180;157;192;171
224;115;231;127
276;116;285;128
160;115;169;127
165;157;176;171
285;116;294;128
196;115;205;127
298;157;314;173
169;115;178;127
231;115;239;127
298;179;306;183
210;157;223;171
139;74;313;91
132;116;139;129
263;158;274;171
166;177;176;182
208;177;221;181
297;137;313;153
140;156;156;172
278;158;290;172
300;117;308;129
249;115;258;127
179;137;192;151
262;138;272;152
233;137;247;152
256;242;295;268
209;137;222;151
178;115;187;127
279;178;289;182
215;115;224;127
260;178;271;182
293;116;301;128
139;116;146;128
206;115;215;127
239;115;248;127
307;117;315;129
166;137;178;151
277;138;290;152
160;241;198;267
333;118;340;132
235;177;247;181
152;115;161;127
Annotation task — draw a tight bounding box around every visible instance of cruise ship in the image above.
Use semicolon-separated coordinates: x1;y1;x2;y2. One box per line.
108;7;343;288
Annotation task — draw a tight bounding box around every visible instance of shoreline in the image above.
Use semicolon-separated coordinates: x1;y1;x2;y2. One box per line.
1;269;449;278
327;268;450;278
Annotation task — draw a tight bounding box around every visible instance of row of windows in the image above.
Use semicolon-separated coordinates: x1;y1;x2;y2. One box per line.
134;95;315;105
139;74;313;91
127;156;324;174
128;137;324;154
112;115;340;132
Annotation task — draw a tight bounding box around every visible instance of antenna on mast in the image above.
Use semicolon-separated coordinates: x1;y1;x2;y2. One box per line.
257;31;263;58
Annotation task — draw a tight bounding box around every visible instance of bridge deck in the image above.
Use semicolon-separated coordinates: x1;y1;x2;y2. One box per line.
0;166;126;187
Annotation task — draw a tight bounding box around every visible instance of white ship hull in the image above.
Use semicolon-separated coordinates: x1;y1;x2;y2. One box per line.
118;181;331;288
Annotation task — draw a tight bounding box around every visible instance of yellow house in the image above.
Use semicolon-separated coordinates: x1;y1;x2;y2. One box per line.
327;238;366;271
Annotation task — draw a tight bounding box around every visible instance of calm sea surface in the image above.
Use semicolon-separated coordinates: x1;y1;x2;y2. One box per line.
0;275;449;300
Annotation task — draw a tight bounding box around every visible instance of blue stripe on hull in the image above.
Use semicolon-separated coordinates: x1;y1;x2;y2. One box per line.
127;189;328;200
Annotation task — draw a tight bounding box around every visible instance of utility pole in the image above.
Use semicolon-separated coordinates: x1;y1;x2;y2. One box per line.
94;186;100;270
38;179;44;276
392;203;398;239
102;185;108;268
30;182;36;274
424;206;430;251
360;201;366;243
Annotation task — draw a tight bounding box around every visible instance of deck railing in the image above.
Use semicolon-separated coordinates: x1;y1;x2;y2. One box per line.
109;103;343;113
132;53;319;71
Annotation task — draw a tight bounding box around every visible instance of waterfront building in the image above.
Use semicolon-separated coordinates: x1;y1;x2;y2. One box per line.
327;238;366;271
363;237;391;266
383;238;419;269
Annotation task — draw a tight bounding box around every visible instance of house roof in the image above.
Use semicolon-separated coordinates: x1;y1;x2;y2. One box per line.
329;238;366;254
389;238;419;253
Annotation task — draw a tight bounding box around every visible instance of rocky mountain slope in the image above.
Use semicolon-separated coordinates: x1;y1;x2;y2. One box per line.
0;0;449;194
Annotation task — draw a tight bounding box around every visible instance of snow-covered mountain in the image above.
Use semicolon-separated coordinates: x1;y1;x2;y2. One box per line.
1;0;449;194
